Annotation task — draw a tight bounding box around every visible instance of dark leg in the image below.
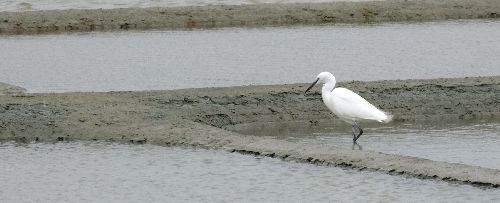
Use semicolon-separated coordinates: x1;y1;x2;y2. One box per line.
351;125;358;141
353;121;364;142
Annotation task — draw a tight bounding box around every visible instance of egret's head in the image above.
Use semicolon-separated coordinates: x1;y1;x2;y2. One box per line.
305;72;335;93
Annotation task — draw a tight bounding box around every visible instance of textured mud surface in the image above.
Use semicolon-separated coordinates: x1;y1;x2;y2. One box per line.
1;0;500;34
1;76;500;187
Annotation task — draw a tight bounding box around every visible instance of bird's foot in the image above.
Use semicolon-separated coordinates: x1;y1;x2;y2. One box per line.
352;142;363;150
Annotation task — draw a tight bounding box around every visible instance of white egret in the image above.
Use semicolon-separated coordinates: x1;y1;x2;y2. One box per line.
305;72;392;142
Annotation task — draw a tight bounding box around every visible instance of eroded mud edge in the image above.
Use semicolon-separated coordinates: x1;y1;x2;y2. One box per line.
1;76;499;187
1;0;500;35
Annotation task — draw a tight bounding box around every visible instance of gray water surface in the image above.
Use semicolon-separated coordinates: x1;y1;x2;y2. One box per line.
0;142;499;202
238;121;500;170
1;20;500;93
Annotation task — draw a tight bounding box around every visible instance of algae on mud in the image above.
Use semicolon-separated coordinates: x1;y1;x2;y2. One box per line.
1;0;500;34
0;76;500;187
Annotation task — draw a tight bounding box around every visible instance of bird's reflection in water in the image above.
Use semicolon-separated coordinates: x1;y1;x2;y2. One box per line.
352;142;363;150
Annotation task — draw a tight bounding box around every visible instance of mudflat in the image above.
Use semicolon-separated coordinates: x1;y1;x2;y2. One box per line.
1;76;500;186
1;0;499;34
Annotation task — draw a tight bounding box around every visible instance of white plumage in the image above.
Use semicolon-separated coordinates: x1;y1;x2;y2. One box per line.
305;72;392;142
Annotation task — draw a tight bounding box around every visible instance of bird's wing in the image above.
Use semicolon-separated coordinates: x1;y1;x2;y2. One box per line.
331;87;388;122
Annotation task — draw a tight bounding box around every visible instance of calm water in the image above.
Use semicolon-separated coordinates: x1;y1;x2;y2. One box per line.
1;20;500;93
238;122;500;170
0;0;379;12
0;142;499;202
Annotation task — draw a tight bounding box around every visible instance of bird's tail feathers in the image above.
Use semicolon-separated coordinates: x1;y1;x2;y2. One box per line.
381;112;393;123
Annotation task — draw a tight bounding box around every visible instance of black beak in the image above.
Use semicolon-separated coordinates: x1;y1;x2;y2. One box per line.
305;78;319;93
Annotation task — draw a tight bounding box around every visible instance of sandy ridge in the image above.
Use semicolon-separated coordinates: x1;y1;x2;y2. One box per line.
1;76;500;186
1;0;499;34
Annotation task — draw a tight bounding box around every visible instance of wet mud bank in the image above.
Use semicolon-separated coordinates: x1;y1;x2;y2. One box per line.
1;76;500;187
1;0;500;34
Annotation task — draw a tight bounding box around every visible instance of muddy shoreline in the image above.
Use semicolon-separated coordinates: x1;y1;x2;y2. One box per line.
1;0;500;34
1;76;500;187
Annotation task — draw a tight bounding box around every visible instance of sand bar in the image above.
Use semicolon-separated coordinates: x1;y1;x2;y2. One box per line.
1;76;500;187
1;0;500;34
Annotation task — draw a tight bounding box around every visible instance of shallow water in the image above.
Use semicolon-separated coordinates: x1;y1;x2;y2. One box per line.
0;0;380;12
0;142;499;202
238;121;500;170
1;20;500;93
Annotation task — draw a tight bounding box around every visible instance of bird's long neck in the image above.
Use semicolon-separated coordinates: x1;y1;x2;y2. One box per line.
321;79;336;94
321;79;336;101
